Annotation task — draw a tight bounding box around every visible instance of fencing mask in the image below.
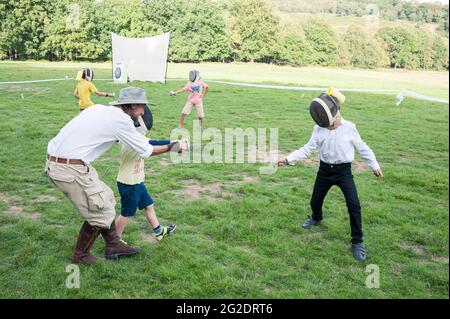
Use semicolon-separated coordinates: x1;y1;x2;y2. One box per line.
309;93;341;128
189;70;200;82
83;68;94;81
134;104;153;133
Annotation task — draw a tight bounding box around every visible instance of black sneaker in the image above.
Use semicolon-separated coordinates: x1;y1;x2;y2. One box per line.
351;243;367;261
301;217;321;229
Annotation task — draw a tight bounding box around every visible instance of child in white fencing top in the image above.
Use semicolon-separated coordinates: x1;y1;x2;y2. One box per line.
278;88;383;261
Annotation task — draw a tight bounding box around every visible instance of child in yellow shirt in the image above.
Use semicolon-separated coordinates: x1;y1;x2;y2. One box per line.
115;105;188;242
74;68;114;111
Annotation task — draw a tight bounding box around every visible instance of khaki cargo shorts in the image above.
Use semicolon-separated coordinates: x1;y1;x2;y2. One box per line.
182;100;204;118
45;160;116;228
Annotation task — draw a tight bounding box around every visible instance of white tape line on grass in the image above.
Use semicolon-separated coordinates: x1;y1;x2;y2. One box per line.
0;77;74;84
201;80;449;104
401;90;449;104
0;77;448;104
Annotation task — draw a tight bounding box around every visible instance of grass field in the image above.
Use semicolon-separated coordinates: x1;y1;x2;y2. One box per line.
0;62;448;298
1;61;448;100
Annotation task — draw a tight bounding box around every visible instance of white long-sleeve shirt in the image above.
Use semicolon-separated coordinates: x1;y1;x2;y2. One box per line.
286;119;380;171
47;105;153;164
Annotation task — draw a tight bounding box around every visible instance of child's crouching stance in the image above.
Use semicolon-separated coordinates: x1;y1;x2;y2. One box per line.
278;88;383;261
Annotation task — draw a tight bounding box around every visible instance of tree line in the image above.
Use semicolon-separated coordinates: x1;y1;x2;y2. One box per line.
273;0;449;33
0;0;448;71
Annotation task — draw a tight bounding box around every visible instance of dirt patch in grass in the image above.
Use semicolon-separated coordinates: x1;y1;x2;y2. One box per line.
431;256;449;264
263;284;274;293
158;157;172;167
30;195;58;203
236;245;256;255
0;84;49;93
0;193;22;203
172;174;263;202
0;193;41;219
171;179;233;202
141;233;159;244
5;205;41;219
227;175;260;185
400;242;426;256
389;265;402;276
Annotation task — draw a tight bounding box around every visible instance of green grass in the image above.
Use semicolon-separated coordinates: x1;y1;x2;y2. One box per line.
1;61;448;100
0;63;448;298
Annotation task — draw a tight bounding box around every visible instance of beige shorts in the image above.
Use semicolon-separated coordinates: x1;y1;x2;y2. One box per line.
45;160;116;228
182;100;204;118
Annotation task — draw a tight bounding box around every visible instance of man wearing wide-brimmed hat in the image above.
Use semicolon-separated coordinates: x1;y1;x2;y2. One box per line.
46;87;175;265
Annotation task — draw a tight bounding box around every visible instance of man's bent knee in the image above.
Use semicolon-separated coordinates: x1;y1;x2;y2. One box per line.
86;209;116;229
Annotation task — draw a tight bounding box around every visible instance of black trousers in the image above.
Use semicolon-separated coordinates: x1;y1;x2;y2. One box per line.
310;161;363;244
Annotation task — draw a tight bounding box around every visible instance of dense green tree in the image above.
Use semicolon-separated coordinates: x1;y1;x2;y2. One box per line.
415;29;434;70
344;25;389;68
0;0;51;60
41;0;110;61
431;36;449;71
228;0;280;63
302;19;337;66
0;0;447;71
376;27;420;69
276;31;313;66
143;0;231;62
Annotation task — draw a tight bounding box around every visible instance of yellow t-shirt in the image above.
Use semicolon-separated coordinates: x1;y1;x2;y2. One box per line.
74;80;97;110
117;127;149;185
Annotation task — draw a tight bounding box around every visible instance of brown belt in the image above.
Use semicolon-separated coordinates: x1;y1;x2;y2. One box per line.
47;155;85;165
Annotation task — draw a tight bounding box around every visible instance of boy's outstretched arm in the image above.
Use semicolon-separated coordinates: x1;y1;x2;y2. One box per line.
278;127;319;166
149;140;188;155
351;125;383;178
95;90;114;97
150;143;175;155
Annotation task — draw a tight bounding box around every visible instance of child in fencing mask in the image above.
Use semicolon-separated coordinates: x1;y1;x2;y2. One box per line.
169;70;209;128
73;67;115;112
277;88;383;261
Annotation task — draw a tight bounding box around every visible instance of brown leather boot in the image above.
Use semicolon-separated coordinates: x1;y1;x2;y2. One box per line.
71;221;102;265
101;221;140;260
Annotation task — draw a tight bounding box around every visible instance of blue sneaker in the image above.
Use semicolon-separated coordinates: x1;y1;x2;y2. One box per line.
301;217;321;229
351;243;367;261
155;224;177;241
